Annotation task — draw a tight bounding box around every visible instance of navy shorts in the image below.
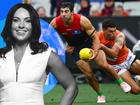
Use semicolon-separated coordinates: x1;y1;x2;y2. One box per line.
71;38;92;61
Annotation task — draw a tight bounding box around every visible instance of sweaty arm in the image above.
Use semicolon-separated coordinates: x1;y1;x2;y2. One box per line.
47;51;78;105
101;33;125;57
80;16;100;51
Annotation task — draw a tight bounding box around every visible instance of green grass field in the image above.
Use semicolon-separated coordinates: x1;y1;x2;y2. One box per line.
44;84;140;105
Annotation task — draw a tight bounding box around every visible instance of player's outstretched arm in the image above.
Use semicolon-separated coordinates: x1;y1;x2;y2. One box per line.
80;16;100;51
47;51;78;105
100;33;125;57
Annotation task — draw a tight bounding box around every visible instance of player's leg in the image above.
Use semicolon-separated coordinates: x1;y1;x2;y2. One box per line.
130;59;140;75
71;45;106;103
94;50;131;92
76;60;105;103
120;70;140;94
72;43;100;92
76;60;100;92
94;50;121;79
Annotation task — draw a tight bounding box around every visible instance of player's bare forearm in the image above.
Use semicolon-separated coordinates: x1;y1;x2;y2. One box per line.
91;31;101;51
80;16;100;51
100;34;124;57
100;43;118;57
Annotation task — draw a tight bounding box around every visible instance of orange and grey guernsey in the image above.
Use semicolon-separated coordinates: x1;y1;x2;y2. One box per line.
98;30;129;65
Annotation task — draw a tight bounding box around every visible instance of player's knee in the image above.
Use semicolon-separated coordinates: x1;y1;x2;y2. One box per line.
131;87;140;95
132;59;140;66
98;56;109;68
95;58;108;69
135;59;140;66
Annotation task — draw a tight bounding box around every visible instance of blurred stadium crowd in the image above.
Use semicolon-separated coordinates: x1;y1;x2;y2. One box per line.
28;0;140;18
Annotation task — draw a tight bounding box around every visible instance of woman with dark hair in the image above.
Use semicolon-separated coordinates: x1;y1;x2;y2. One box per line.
0;3;78;105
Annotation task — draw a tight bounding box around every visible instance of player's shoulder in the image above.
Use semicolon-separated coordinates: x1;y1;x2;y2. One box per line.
50;18;56;27
73;13;81;17
80;15;92;28
80;15;90;23
50;16;61;28
116;30;125;38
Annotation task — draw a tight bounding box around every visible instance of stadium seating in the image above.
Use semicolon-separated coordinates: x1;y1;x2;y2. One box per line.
123;1;140;16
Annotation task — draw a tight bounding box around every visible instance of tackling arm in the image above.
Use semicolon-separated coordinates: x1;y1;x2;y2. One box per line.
80;16;100;52
101;33;125;57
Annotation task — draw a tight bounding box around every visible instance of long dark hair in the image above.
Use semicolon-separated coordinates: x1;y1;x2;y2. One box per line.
0;3;48;58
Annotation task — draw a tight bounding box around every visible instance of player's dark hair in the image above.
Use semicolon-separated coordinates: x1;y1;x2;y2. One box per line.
60;2;74;12
102;19;116;29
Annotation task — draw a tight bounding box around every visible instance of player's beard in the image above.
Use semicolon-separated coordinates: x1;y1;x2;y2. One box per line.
62;15;71;25
106;34;115;40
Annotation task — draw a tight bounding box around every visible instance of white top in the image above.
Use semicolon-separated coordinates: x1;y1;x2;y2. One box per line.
0;45;51;105
133;40;140;53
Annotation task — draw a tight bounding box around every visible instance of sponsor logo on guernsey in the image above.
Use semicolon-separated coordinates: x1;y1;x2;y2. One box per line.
72;30;81;35
61;32;67;35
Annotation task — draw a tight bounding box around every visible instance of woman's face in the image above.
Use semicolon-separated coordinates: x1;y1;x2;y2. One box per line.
12;7;32;42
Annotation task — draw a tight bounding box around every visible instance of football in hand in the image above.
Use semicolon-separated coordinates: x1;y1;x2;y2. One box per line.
79;48;93;60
